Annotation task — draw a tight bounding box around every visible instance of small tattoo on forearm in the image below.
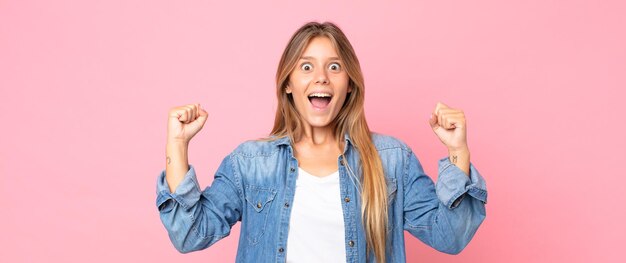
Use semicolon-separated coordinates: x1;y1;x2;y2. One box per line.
452;155;458;163
167;156;171;165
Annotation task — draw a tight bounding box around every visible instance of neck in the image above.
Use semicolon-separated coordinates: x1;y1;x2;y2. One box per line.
300;123;335;146
293;123;345;159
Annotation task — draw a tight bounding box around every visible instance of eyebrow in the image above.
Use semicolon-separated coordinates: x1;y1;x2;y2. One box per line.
300;56;341;61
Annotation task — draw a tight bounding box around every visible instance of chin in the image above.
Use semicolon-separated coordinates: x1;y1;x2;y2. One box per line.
304;115;335;128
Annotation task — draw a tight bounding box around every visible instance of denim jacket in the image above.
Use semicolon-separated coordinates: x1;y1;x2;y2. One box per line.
156;133;487;262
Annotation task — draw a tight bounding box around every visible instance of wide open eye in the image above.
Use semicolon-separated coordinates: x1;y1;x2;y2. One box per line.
328;62;341;71
300;62;313;71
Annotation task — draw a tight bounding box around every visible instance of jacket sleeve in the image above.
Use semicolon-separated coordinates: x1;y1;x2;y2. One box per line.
155;155;243;253
402;149;487;254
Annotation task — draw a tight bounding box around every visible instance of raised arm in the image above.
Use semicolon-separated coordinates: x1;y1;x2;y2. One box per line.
165;103;207;192
403;102;487;253
429;102;470;176
156;103;242;253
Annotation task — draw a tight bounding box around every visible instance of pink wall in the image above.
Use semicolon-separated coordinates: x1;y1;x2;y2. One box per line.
1;1;624;262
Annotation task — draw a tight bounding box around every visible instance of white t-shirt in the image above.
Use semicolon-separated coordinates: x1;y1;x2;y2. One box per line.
286;167;346;263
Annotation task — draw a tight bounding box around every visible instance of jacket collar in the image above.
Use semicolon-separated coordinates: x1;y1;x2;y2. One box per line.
270;133;353;153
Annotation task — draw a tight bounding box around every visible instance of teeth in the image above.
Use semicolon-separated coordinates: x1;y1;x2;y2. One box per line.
308;92;332;98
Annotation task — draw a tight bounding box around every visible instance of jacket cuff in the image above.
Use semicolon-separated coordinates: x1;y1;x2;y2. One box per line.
436;157;488;209
155;164;202;212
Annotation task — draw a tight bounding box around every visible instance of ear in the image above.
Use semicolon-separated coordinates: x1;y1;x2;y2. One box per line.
285;84;292;94
348;84;353;93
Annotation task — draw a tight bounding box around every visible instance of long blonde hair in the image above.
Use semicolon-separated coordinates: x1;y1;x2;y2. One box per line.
268;21;388;262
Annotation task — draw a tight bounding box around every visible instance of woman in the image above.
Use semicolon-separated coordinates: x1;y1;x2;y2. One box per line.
156;21;487;263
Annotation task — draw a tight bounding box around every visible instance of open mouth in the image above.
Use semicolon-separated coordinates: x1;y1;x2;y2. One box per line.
308;93;333;110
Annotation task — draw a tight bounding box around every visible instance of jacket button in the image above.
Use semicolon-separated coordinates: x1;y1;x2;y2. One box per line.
290;167;295;172
340;160;345;166
344;197;350;203
278;247;284;253
284;202;289;207
257;202;262;208
348;240;354;247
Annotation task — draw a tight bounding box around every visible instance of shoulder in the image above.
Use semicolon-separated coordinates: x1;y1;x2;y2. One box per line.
230;136;286;158
370;132;412;153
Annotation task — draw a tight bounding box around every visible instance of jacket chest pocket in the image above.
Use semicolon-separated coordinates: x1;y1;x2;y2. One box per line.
243;185;277;245
386;178;398;232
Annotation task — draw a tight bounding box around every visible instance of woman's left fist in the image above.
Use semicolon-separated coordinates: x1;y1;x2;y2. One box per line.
428;102;468;151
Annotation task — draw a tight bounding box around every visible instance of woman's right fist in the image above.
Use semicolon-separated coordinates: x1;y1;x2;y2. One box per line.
167;103;208;144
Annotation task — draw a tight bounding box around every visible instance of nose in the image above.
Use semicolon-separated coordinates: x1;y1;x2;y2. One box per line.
314;69;329;85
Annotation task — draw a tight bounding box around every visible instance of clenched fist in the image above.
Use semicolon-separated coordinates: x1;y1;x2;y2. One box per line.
167;103;208;144
428;102;468;151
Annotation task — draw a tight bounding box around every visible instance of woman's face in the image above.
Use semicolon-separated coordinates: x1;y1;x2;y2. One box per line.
286;36;352;129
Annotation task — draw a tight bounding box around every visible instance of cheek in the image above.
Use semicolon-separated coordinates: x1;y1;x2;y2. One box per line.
297;76;314;87
291;72;311;83
331;73;349;85
332;75;350;93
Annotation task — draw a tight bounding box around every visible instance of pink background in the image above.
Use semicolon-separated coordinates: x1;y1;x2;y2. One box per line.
1;0;624;262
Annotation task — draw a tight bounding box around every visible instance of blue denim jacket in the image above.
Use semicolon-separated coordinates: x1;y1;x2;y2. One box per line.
156;133;487;262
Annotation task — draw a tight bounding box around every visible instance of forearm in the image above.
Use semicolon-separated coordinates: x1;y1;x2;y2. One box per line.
404;149;486;255
448;146;470;176
424;194;485;254
165;140;190;193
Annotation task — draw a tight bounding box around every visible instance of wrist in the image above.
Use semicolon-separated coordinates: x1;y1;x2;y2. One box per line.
447;146;470;164
166;140;189;166
447;145;469;153
167;138;190;147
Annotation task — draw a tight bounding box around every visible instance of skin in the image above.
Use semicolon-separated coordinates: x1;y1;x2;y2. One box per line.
165;103;207;192
163;37;471;192
429;103;471;176
285;36;352;177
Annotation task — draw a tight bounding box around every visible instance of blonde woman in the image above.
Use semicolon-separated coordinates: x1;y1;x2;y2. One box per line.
156;21;487;263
